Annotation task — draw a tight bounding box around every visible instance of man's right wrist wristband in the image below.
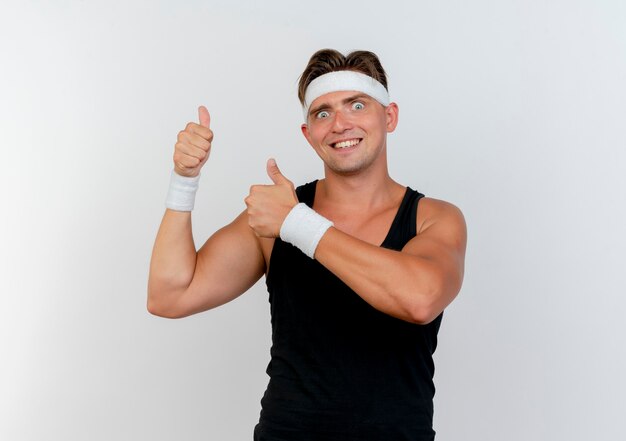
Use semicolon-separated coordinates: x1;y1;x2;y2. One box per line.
165;170;200;212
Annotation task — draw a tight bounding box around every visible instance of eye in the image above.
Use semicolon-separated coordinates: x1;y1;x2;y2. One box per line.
352;101;365;110
316;110;330;119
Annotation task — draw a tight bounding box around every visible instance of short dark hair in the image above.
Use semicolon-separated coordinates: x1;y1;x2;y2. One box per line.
297;49;388;105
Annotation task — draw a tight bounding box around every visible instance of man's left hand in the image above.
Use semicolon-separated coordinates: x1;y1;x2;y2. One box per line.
245;159;298;238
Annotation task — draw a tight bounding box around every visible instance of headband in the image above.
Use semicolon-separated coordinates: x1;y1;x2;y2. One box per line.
302;70;390;121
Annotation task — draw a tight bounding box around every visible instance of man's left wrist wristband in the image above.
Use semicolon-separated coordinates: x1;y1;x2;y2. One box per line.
279;203;333;259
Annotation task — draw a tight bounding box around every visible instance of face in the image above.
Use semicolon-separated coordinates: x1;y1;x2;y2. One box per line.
301;90;399;176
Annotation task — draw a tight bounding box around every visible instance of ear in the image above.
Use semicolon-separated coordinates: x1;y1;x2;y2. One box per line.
301;123;313;145
385;102;399;133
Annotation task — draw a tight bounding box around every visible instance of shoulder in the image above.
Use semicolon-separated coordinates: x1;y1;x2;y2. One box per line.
402;196;466;269
295;180;318;192
295;180;318;203
416;197;466;238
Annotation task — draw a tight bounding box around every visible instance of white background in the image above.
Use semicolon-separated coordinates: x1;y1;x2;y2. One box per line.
1;1;625;440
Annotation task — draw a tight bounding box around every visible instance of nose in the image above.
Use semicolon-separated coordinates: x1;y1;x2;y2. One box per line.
331;109;353;132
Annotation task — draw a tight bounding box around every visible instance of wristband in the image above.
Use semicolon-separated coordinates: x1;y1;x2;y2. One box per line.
280;203;333;259
165;170;200;211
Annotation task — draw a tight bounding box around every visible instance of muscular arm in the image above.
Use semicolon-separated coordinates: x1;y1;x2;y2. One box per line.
147;209;265;318
314;199;467;324
147;106;265;318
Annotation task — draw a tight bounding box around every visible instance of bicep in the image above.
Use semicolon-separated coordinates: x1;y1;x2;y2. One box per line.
173;210;266;317
402;201;467;306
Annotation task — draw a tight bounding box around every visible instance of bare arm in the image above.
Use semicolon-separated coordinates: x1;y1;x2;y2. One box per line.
147;209;265;318
147;107;265;318
314;199;467;324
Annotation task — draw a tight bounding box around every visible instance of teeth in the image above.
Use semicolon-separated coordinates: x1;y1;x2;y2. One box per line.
334;139;360;148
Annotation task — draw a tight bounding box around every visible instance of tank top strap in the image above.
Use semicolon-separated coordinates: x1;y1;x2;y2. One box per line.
295;180;318;208
381;187;425;251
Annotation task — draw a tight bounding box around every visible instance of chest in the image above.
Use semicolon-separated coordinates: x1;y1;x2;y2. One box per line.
259;208;395;268
317;206;399;247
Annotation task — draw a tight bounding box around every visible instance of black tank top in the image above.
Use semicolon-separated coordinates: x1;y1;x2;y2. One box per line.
254;181;442;441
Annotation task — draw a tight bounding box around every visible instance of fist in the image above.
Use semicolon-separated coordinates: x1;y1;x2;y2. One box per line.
173;106;213;177
245;159;298;238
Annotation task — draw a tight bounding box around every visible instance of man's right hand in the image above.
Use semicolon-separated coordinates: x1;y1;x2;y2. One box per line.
173;106;213;177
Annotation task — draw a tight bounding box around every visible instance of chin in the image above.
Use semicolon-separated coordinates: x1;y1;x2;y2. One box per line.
326;160;371;175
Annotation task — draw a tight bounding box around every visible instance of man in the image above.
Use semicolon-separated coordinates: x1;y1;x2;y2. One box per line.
148;49;466;440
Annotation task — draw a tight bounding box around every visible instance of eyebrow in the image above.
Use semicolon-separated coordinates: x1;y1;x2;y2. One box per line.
308;93;371;117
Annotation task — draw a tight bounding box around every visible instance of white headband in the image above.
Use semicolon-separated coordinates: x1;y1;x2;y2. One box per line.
302;70;390;121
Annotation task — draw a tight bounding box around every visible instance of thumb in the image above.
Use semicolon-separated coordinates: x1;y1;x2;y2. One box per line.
267;158;291;186
198;105;211;128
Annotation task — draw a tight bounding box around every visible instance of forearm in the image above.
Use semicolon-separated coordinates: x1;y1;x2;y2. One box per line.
314;228;440;324
148;209;197;306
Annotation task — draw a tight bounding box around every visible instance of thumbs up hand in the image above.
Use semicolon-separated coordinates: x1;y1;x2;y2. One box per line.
245;159;298;238
173;105;214;177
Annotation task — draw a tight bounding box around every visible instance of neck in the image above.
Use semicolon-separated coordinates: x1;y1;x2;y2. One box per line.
317;154;403;210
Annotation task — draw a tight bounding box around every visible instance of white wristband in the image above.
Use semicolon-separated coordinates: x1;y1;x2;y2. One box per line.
165;170;200;211
280;203;333;259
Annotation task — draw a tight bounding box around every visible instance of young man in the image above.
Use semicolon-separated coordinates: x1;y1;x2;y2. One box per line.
148;49;466;440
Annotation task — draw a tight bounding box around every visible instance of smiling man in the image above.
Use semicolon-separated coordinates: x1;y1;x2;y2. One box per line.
148;49;467;441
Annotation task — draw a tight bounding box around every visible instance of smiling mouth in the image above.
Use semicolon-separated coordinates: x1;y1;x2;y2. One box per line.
331;138;362;149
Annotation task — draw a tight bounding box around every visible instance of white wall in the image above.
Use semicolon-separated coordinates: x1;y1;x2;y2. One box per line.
1;1;625;440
